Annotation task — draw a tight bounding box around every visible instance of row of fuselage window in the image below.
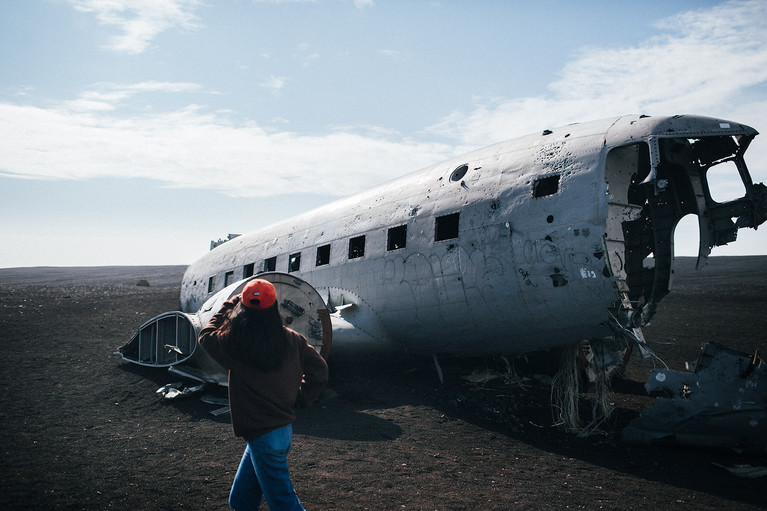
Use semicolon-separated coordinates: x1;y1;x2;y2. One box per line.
205;212;460;293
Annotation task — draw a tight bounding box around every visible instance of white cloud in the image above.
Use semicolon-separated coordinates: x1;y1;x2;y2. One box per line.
68;0;202;54
127;81;204;93
294;44;320;67
428;0;767;145
378;49;398;57
260;75;287;96
248;0;367;6
0;96;452;198
61;81;204;111
3;0;766;213
251;0;317;3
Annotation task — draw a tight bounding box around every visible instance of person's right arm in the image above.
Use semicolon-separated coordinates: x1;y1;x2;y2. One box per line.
197;297;239;370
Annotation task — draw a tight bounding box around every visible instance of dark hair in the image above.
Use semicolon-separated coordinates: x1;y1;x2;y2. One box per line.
220;301;287;371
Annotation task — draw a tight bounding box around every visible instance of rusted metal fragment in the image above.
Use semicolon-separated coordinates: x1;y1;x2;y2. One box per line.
622;343;766;451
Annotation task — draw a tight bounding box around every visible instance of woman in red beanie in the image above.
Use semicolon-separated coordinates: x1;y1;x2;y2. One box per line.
199;278;329;511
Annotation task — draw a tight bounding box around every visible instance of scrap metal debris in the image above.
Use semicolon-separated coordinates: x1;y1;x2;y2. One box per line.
622;342;766;451
711;463;767;478
156;382;205;400
200;394;230;416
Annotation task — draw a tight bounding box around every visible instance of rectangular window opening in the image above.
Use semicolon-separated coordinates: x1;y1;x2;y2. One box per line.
387;225;407;251
316;244;331;266
533;174;560;198
243;263;255;278
288;252;301;272
207;276;216;293
349;235;366;259
224;270;234;287
264;257;276;272
435;213;460;241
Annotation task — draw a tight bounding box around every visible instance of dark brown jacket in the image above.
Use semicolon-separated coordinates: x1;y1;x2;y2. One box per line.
199;298;329;440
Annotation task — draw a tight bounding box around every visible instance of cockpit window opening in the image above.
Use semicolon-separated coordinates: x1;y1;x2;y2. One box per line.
435;212;460;241
224;271;234;287
349;236;366;259
689;135;739;167
533;174;560;198
704;159;747;204
659;136;746;204
243;263;255;278
387;225;407;251
316;244;331;266
207;276;215;293
264;257;276;272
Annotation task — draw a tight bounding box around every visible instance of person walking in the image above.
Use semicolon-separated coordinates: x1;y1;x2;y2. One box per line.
199;278;329;511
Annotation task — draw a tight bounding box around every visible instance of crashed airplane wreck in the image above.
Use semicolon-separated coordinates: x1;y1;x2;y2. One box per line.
117;114;767;449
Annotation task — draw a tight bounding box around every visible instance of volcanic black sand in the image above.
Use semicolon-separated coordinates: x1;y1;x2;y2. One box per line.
1;257;766;510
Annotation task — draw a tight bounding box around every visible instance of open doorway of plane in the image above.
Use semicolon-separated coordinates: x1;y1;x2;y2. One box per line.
603;141;656;326
603;129;762;329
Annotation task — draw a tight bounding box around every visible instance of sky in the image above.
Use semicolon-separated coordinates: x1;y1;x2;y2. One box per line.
1;0;767;268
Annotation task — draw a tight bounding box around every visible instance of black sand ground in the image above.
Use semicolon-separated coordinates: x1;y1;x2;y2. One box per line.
1;257;765;510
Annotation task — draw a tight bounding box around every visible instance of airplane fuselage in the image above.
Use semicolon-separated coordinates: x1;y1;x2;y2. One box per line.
180;115;765;357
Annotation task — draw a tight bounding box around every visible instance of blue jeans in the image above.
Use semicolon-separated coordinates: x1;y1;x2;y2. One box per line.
229;424;305;511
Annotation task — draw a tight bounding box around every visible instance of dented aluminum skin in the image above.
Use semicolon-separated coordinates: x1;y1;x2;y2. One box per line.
178;114;765;357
